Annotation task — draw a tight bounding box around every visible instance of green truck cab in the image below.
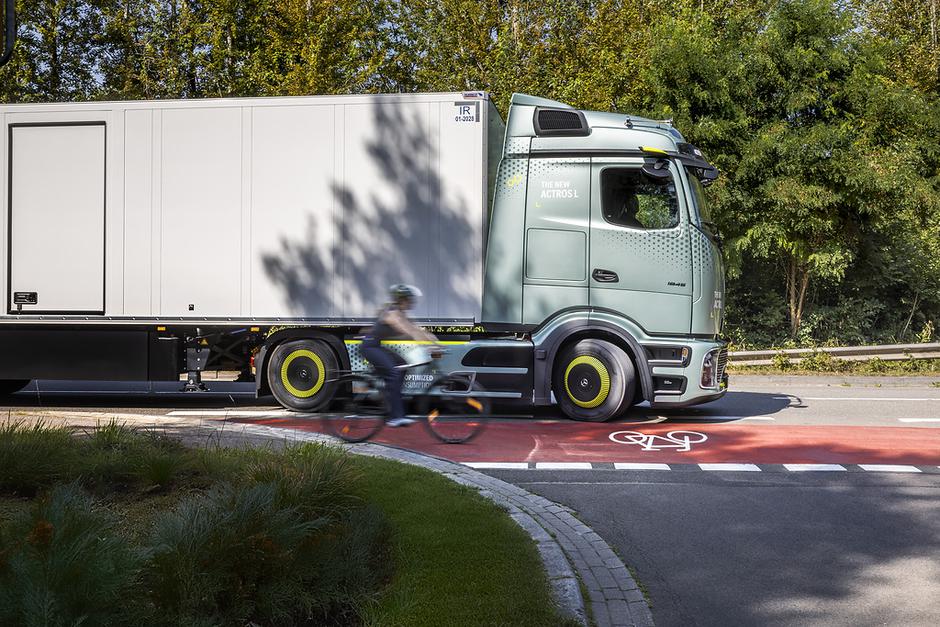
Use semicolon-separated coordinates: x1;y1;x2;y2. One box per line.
480;93;727;420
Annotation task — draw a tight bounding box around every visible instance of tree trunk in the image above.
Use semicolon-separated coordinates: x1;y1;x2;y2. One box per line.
786;255;810;338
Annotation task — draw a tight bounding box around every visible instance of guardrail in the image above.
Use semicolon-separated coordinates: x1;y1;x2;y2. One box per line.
729;343;940;366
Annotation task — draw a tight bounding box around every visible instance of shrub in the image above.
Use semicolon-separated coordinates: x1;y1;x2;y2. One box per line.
147;483;325;624
80;422;189;491
771;352;792;371
0;421;76;496
799;350;847;372
0;483;143;626
146;480;392;625
246;443;361;518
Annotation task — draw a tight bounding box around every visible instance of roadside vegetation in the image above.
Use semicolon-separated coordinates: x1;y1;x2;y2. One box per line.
729;355;940;376
0;421;569;626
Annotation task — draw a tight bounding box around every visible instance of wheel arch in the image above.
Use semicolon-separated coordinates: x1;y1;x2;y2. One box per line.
255;328;349;398
531;312;652;406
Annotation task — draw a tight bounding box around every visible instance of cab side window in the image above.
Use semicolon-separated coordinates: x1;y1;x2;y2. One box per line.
601;168;679;230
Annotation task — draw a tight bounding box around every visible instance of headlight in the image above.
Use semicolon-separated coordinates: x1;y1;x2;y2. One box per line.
701;349;719;389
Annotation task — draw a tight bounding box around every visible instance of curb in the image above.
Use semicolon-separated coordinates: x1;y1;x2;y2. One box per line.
231;422;654;627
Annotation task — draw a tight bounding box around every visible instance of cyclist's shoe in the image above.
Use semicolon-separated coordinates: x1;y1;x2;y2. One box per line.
387;417;416;427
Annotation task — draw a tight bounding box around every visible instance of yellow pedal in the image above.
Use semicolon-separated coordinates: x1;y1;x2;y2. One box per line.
428;409;439;422
466;398;483;412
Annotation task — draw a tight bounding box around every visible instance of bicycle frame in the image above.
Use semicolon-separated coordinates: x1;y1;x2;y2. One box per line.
331;362;479;399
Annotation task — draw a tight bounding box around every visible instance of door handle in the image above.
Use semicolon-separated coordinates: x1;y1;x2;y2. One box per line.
592;268;619;283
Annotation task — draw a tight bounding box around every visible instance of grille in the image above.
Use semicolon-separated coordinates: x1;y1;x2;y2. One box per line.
537;109;583;131
716;347;728;382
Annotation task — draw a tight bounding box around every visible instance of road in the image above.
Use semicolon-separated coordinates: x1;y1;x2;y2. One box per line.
3;374;940;626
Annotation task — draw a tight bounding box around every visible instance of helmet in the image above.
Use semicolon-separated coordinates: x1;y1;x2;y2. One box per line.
389;284;422;305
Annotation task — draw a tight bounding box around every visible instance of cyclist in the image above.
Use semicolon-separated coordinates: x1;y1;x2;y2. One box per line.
361;284;440;427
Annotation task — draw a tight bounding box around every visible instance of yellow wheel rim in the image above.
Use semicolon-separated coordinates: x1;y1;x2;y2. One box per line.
280;349;326;398
564;355;611;409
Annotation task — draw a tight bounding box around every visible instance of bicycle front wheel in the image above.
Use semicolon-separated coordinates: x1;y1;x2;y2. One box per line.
324;374;386;443
420;375;489;444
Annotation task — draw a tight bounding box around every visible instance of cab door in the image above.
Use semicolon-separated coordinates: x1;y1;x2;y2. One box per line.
588;159;693;334
521;157;591;325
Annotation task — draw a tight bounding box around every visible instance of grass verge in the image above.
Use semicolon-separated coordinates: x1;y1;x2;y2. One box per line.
353;455;578;627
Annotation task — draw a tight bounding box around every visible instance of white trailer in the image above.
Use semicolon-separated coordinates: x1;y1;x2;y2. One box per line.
3;92;497;322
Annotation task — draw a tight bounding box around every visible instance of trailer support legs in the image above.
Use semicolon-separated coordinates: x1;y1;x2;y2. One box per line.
182;345;211;392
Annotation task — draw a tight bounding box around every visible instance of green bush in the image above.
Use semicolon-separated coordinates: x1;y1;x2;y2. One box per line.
146;481;388;625
246;443;361;518
0;421;76;496
0;483;143;626
771;352;792;371
80;422;189;491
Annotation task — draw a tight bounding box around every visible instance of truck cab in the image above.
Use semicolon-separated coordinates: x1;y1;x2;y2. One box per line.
482;93;727;420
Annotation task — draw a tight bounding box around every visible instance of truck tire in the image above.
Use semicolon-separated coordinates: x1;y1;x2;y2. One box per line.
266;339;339;411
553;339;635;422
0;379;30;396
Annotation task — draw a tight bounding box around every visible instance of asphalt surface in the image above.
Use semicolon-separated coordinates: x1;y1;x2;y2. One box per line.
486;468;940;627
3;374;940;626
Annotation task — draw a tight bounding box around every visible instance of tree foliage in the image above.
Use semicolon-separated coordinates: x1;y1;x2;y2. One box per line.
0;0;937;346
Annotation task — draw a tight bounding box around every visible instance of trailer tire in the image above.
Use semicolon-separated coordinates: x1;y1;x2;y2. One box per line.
0;379;30;396
553;339;635;422
267;339;338;411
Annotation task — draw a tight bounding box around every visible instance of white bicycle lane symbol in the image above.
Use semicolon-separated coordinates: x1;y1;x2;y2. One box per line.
608;430;708;452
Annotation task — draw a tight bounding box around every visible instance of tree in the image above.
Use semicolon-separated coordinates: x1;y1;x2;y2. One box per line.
0;0;106;102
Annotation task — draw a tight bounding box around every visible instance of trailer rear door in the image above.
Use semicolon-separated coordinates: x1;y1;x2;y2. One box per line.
8;122;106;314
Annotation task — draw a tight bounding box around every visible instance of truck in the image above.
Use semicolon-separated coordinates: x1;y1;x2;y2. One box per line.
0;90;727;421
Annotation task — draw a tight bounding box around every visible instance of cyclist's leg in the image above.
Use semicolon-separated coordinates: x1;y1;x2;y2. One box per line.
361;342;406;420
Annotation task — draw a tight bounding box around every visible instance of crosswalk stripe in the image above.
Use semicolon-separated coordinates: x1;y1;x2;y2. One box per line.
699;463;761;472
858;464;922;473
783;464;847;472
613;463;671;470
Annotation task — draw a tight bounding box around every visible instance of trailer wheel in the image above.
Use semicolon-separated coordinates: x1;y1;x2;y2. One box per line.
0;379;30;396
266;339;338;411
553;339;635;422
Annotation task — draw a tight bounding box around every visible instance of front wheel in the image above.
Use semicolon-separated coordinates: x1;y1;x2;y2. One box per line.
553;339;635;422
419;375;489;444
324;374;386;443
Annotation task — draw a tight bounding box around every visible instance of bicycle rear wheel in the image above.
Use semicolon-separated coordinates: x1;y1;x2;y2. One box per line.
324;374;386;443
420;375;489;444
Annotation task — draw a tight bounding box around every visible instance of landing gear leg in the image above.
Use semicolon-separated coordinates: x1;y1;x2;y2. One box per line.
182;344;211;392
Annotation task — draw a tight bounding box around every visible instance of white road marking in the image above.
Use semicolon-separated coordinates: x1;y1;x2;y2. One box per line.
800;397;940;402
898;418;940;423
464;462;530;470
535;462;594;470
783;464;847;472
699;463;761;472
622;416;669;425
609;430;708;451
703;415;777;421
858;464;922;473
165;410;293;417
613;463;671;470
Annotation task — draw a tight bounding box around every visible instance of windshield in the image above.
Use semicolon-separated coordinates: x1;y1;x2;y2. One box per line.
685;167;713;226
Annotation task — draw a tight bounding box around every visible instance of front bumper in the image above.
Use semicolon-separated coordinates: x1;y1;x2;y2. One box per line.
642;339;728;408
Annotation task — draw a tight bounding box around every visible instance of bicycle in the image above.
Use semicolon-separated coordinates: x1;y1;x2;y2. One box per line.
324;347;489;444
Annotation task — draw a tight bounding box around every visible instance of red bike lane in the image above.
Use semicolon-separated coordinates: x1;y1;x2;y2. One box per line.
235;417;940;467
